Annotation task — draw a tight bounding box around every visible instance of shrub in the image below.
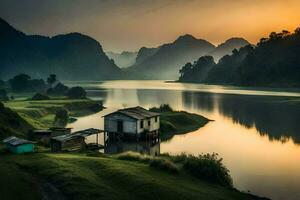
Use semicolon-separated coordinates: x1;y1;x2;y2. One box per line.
31;93;50;100
66;87;86;99
47;82;69;96
54;108;69;127
0;102;4;109
150;104;173;112
116;151;151;163
180;153;233;187
149;158;178;174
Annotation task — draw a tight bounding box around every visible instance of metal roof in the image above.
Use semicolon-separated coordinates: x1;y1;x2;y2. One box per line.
52;128;103;142
3;136;34;146
103;106;160;120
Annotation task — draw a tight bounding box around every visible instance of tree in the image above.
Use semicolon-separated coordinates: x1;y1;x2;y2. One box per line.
9;74;47;92
47;83;69;96
9;74;31;92
31;93;50;100
54;108;69;127
0;89;8;101
66;87;86;99
47;74;57;88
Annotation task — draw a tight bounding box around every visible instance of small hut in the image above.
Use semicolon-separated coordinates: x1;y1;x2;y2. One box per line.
50;128;103;152
2;136;35;154
30;127;73;145
103;106;160;140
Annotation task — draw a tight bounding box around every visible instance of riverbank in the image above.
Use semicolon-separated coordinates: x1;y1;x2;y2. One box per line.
0;148;267;200
4;98;103;129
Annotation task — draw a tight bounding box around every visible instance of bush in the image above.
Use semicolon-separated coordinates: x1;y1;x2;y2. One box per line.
66;87;86;99
179;153;233;187
117;152;178;174
47;82;69;96
31;93;50;100
149;158;178;174
0;102;4;109
116;151;151;163
54;108;69;127
150;104;173;112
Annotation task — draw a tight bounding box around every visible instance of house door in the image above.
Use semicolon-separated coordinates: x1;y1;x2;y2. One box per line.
117;120;123;132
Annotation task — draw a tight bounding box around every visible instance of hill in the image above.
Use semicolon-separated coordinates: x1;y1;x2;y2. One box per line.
179;29;300;87
126;34;215;80
0;152;267;200
208;38;250;61
0;18;122;80
106;51;138;68
0;102;32;139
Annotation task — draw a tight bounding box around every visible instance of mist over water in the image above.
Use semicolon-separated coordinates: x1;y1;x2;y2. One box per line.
67;80;300;200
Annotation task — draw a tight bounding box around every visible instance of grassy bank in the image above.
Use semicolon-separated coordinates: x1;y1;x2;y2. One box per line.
0;103;33;139
4;98;103;129
0;149;266;200
150;105;211;140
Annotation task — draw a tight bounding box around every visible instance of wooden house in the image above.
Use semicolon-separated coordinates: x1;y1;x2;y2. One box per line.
103;106;160;140
30;127;72;146
50;128;103;152
2;136;35;154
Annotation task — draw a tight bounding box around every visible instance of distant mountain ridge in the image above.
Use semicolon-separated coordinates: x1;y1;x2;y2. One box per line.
125;35;250;80
208;38;250;61
178;29;300;87
0;17;122;80
106;51;137;68
126;34;216;79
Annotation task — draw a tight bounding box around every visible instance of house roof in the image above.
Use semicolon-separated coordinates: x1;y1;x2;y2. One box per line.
103;106;160;120
3;136;35;146
52;128;103;142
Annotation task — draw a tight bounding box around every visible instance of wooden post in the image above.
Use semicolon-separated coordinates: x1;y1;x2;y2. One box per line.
96;133;99;145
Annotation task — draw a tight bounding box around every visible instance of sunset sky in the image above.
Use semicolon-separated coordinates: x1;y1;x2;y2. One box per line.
0;0;299;52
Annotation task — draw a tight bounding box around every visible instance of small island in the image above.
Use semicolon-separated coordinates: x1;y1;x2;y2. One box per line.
150;105;211;140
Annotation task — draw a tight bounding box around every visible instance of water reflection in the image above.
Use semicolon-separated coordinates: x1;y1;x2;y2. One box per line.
182;91;300;144
104;141;160;156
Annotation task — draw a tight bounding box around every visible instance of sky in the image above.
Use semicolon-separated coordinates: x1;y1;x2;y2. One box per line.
0;0;299;52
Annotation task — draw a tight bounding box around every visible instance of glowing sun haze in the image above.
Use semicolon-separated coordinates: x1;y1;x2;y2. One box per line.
0;0;299;52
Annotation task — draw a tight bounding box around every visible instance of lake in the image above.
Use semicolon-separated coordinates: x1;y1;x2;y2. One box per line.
66;80;300;200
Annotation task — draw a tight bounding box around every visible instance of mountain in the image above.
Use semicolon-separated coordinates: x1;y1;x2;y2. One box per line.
135;47;159;65
0;18;122;80
208;38;250;61
126;34;215;80
179;29;300;87
106;51;137;68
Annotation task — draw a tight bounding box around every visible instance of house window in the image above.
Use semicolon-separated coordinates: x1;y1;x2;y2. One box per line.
148;120;151;126
140;120;144;129
155;117;158;122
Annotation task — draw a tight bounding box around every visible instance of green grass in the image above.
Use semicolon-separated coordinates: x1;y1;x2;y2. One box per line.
4;98;103;129
0;104;33;139
0;150;265;200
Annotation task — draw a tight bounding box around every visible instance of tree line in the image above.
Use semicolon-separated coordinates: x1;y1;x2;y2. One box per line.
179;28;300;87
0;74;87;101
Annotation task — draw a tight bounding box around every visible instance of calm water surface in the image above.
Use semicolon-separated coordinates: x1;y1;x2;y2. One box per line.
66;80;300;200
